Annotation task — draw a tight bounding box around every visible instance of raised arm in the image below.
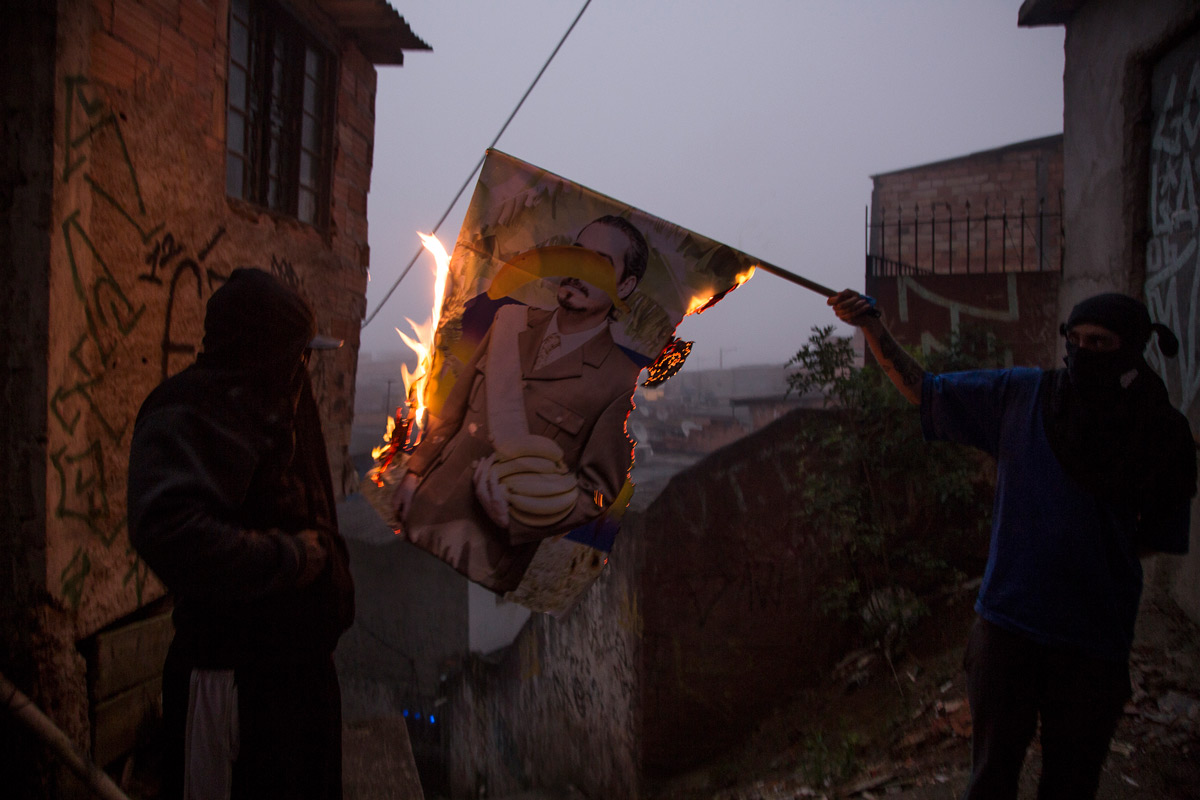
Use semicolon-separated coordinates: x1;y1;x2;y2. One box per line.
828;289;926;405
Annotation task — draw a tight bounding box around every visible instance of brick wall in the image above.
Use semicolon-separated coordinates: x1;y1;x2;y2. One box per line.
870;135;1064;275
4;0;384;772
866;137;1065;367
47;0;378;638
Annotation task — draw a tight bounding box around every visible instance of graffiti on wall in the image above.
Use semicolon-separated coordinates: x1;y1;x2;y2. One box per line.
895;273;1020;362
54;76;154;609
1147;41;1200;414
53;76;313;613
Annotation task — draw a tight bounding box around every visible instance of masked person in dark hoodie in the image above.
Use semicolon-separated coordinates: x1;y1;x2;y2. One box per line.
129;268;355;800
829;290;1195;800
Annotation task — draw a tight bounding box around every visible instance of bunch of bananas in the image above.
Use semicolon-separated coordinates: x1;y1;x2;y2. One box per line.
491;434;579;527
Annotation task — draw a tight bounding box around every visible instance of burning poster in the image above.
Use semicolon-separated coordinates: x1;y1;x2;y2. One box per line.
367;150;756;613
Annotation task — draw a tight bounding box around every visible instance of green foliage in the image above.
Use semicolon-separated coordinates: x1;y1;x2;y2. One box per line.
787;325;998;643
798;727;861;787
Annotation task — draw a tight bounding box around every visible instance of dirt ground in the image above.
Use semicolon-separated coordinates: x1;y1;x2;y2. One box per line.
645;577;1200;800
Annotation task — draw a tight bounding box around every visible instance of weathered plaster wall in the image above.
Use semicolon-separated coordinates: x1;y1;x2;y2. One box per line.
48;0;375;639
443;522;643;799
865;271;1062;369
1056;0;1200;621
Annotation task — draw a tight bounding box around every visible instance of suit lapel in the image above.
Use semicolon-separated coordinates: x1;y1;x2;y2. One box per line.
522;311;613;381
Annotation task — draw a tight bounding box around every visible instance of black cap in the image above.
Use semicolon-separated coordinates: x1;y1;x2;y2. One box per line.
1064;293;1179;357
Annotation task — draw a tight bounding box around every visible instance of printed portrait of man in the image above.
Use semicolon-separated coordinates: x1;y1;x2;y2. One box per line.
391;215;648;593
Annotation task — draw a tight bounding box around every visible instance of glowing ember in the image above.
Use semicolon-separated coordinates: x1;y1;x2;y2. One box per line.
643;338;693;387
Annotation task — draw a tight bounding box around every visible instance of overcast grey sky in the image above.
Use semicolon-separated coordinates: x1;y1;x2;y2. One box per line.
361;1;1064;369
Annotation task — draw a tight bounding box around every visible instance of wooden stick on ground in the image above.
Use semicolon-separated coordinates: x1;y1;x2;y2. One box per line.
0;671;133;800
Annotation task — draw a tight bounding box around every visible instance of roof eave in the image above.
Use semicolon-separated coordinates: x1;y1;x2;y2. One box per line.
1018;0;1088;27
315;0;432;65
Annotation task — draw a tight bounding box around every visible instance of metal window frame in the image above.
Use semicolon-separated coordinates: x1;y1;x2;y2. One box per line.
226;0;336;231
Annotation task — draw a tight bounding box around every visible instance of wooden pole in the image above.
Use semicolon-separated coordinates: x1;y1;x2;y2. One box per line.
0;671;133;800
753;260;839;297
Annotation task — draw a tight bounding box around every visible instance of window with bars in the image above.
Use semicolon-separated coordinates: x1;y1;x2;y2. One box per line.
226;0;334;228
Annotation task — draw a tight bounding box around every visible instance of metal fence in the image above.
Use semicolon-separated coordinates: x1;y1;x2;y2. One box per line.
865;195;1063;277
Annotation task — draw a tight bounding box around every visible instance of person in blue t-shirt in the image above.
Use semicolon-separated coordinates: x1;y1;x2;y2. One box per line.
829;289;1195;800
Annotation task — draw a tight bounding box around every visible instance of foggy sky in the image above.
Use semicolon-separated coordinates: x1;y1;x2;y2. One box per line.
361;1;1064;370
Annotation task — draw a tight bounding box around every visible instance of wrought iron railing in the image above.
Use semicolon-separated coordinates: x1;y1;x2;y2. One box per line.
865;195;1063;277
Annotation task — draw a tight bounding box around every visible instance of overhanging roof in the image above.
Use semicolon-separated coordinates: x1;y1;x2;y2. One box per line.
316;0;431;65
1018;0;1089;26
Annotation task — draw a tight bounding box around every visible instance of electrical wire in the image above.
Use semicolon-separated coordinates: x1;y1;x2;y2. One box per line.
362;0;595;330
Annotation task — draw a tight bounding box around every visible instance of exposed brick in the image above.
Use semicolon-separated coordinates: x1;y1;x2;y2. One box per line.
112;0;162;58
347;187;367;215
92;0;114;31
143;0;181;25
178;0;216;48
90;31;140;90
159;25;197;82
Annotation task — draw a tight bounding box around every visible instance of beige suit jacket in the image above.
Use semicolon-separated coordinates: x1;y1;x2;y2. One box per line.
401;306;641;593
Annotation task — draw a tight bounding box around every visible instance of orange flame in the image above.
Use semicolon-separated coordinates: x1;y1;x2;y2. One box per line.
370;415;396;462
396;233;452;433
685;265;756;316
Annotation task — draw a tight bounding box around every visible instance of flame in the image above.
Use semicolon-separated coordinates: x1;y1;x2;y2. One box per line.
370;415;396;462
397;233;453;433
685;265;757;316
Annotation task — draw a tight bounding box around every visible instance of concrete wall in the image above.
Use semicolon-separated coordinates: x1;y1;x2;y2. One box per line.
3;0;382;778
1047;0;1200;620
870;135;1063;274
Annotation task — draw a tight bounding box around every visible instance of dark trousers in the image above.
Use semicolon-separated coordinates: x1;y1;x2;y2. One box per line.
962;618;1130;800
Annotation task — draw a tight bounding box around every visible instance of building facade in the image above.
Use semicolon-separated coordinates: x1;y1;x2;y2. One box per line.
1019;0;1200;621
865;135;1065;369
1;0;427;789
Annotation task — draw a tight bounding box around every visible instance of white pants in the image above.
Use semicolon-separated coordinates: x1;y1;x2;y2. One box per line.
183;669;239;800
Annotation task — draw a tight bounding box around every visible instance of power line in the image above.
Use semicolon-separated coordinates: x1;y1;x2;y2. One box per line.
362;0;595;330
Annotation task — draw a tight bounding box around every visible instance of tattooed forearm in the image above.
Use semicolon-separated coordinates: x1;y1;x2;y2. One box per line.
877;330;925;388
861;324;926;405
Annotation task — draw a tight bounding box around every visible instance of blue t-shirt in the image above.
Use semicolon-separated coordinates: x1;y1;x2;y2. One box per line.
921;368;1190;662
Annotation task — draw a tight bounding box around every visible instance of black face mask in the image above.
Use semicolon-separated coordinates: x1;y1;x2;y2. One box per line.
1064;342;1141;392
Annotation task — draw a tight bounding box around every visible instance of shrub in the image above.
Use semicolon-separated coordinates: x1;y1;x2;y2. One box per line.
787;324;998;644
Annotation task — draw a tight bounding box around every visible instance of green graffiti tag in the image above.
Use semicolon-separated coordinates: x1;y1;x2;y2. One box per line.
49;442;123;546
62;76;148;213
60;546;92;611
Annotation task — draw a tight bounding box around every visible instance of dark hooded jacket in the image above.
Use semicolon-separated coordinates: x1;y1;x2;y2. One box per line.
128;269;354;667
